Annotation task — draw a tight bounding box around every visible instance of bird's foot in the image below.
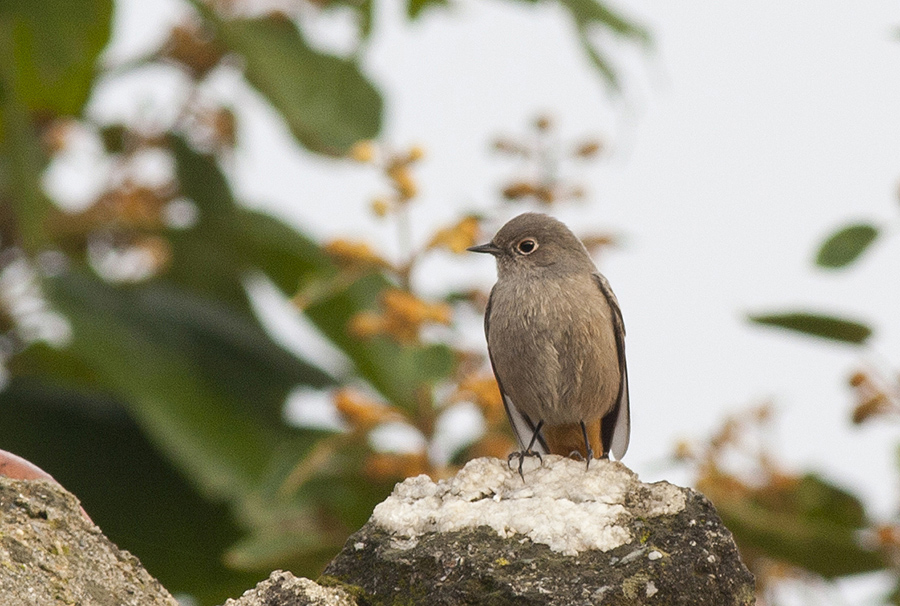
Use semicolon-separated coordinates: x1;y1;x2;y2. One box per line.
575;420;594;471
567;446;594;471
507;450;543;481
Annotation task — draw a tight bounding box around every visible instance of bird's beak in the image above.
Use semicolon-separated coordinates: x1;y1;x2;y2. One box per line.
467;242;502;255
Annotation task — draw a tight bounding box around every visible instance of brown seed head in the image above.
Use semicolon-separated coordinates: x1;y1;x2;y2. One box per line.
162;23;224;79
428;216;480;253
501;181;537;200
848;370;868;387
333;388;401;431
364;452;429;481
349;140;376;163
324;239;391;269
574;140;603;158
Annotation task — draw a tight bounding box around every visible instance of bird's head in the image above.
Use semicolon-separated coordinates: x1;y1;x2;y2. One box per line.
468;212;595;277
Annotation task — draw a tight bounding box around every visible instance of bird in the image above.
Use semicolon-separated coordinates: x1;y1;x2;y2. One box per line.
468;212;629;477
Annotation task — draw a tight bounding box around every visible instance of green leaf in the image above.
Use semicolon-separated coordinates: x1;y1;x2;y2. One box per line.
130;280;334;419
99;124;127;154
749;312;872;345
0;0;113;116
716;474;883;578
233;212;458;409
230;208;332;295
558;0;650;38
169;136;328;307
554;0;650;87
224;527;338;573
358;0;375;40
193;5;382;155
0;0;111;250
45;270;328;500
0;74;53;250
408;0;448;19
170;134;235;217
167;139;257;307
815;223;879;269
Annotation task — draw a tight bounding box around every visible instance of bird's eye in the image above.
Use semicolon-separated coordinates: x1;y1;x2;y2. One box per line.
516;239;537;255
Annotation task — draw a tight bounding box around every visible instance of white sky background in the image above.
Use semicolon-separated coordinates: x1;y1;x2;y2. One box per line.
90;0;900;599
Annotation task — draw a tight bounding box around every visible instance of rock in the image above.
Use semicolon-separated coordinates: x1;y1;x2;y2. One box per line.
0;458;755;606
222;570;355;606
321;456;755;606
0;476;177;606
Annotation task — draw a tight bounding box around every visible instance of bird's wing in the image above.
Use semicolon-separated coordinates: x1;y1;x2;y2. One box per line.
593;273;630;460
484;287;548;454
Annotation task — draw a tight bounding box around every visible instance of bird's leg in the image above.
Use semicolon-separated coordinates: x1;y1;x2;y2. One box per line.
562;421;594;470
508;420;544;481
579;420;594;470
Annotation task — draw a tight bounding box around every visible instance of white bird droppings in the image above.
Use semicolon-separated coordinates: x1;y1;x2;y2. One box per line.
371;456;686;555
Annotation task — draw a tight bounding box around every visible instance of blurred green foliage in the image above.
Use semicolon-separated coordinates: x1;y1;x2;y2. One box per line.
749;311;872;345
747;219;883;344
734;176;900;599
714;474;883;578
682;401;892;601
816;222;879;269
0;0;647;603
192;4;383;155
2;0;113;115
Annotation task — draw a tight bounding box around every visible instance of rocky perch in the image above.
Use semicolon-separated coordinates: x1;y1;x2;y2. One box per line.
0;456;754;605
322;456;755;605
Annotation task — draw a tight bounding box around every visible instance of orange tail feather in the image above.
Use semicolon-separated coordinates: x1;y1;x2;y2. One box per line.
543;419;603;459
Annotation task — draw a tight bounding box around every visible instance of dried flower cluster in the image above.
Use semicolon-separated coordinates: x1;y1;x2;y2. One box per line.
675;403;816;602
494;114;604;206
349;288;452;345
848;367;900;425
675;400;900;605
349;141;425;215
27;19;242;285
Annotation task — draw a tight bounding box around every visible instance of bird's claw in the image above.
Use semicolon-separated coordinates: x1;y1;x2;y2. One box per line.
508;450;543;481
567;447;594;471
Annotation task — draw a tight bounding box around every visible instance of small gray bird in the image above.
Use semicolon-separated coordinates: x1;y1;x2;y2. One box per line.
468;213;629;475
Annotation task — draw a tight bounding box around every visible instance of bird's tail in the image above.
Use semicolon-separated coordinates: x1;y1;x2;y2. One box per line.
544;419;603;459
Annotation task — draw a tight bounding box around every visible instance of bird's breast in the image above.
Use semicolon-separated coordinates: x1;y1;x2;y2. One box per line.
487;274;620;424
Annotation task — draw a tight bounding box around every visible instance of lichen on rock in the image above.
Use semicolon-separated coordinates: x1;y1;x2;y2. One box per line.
0;477;177;606
222;570;354;606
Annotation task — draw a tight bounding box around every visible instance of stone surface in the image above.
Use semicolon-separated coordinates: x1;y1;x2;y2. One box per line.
322;456;755;606
222;570;355;606
0;476;177;606
370;456;685;555
0;459;755;606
